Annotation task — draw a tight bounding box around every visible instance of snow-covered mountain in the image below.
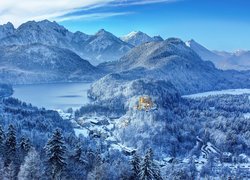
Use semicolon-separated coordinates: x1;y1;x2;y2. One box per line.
0;44;99;84
0;20;132;65
185;39;221;62
98;38;250;95
81;29;133;65
0;22;15;39
186;39;250;71
121;31;163;46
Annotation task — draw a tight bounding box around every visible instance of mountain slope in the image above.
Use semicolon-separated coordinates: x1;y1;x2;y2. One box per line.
0;20;132;65
186;39;250;71
81;29;133;65
121;31;163;46
185;39;221;61
0;44;99;84
97;38;250;95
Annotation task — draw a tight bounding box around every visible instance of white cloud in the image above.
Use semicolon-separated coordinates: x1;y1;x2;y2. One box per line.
0;0;175;27
0;0;114;26
54;12;133;22
112;0;176;6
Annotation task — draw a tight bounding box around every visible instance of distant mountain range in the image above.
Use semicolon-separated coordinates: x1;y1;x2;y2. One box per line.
186;39;250;71
0;20;166;84
0;20;133;65
0;19;250;87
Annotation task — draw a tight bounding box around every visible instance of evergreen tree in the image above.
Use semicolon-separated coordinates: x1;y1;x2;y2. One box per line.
72;143;86;164
131;153;141;179
45;129;67;179
4;124;17;166
0;125;5;156
18;137;31;163
188;157;197;178
18;148;43;180
4;161;16;180
0;157;5;179
19;137;31;153
139;148;162;180
67;143;88;179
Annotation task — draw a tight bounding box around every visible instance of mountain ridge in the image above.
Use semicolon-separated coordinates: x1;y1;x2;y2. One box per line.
121;31;163;46
0;20;133;65
0;43;100;84
186;39;250;70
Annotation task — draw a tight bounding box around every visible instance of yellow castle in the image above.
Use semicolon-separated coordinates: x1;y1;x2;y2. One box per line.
136;96;154;111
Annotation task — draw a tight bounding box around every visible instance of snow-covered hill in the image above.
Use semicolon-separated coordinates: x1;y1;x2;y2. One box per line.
99;38;250;95
121;31;163;46
88;76;179;111
186;39;250;71
0;44;99;84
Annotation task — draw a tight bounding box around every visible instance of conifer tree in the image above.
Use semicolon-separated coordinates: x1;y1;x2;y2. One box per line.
19;137;31;163
139;148;162;180
19;137;31;153
131;153;141;179
45;129;67;179
72;143;85;163
0;125;5;156
4;161;16;180
5;124;17;166
18;148;42;180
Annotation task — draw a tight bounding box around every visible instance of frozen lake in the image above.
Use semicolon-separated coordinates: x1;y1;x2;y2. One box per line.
12;82;92;110
183;89;250;98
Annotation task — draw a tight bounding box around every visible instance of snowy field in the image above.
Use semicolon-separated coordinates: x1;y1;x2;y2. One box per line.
183;89;250;98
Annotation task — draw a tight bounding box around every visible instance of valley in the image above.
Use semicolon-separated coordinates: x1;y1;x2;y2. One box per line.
0;19;249;179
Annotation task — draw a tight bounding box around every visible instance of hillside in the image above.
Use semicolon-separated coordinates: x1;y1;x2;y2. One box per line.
98;38;250;95
0;44;99;84
186;39;250;71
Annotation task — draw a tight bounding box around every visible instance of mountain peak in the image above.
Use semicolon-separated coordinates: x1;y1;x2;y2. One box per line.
0;22;15;29
17;20;66;32
0;22;15;39
4;22;14;28
96;29;111;35
122;31;153;46
185;39;197;47
152;35;164;42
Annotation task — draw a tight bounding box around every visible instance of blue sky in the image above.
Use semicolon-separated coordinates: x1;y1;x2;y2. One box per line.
0;0;249;51
60;0;250;51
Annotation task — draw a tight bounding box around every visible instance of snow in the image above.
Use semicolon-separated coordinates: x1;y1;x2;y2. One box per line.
0;20;132;66
121;31;162;46
106;136;117;142
74;128;89;137
243;113;250;119
183;89;250;99
187;39;250;71
110;144;122;151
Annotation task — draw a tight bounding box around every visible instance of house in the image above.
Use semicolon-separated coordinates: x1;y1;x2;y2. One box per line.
238;154;249;163
201;142;221;159
221;152;233;163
